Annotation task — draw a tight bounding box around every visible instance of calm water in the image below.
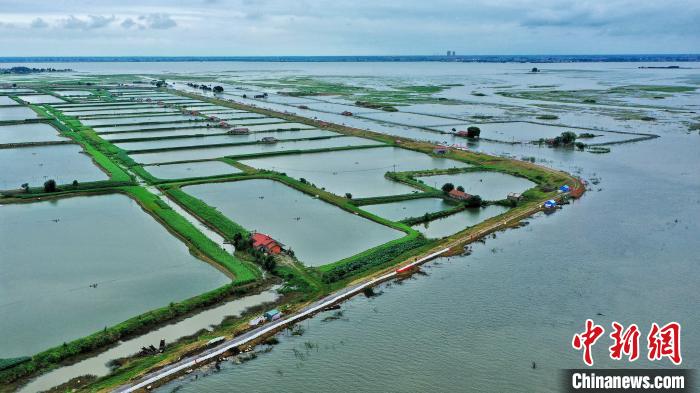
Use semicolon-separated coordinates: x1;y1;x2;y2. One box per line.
114;129;337;150
139;61;698;392
360;197;453;221
3;61;699;392
240;147;470;198
0;144;108;190
0;96;19;105
0;194;229;358
17;94;65;104
413;205;510;238
0;123;66;144
0;106;39;121
144;160;241;180
132;136;380;164
417;171;535;201
183;179;405;266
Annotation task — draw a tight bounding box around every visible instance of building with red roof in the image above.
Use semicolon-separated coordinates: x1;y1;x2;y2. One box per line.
250;233;283;254
448;189;472;201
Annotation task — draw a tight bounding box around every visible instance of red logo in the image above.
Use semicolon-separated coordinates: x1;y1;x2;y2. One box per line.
573;320;682;366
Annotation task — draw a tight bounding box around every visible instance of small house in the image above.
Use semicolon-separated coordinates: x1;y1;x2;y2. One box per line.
219;121;230;128
507;192;523;202
455;130;469;137
260;136;278;144
448;189;472;201
433;145;449;154
264;309;281;321
341;111;353;116
251;232;283;254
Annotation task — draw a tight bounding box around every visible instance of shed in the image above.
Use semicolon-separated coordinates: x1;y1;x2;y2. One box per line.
249;316;266;327
264;309;281;321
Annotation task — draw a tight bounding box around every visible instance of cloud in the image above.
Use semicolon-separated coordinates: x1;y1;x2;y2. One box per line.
60;15;116;30
138;13;177;29
30;17;49;28
121;18;136;29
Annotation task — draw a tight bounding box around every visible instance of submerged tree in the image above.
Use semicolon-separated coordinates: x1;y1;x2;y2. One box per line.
467;126;481;139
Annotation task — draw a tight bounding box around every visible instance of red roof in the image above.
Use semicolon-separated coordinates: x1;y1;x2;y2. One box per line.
251;233;283;254
448;189;472;200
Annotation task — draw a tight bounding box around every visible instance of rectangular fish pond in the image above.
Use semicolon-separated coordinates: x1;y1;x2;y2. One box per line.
0;123;67;145
240;146;470;198
143;160;242;180
113;129;339;151
17;94;66;104
416;171;535;201
412;205;510;239
83;114;200;127
0;194;229;358
0;96;19;105
0;106;39;121
0;144;109;190
182;179;405;266
361;198;455;221
131;136;380;164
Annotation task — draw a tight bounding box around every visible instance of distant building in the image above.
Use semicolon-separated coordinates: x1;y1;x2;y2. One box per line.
228;127;250;135
341;111;353;116
251;233;283;254
260;136;278;143
448;189;472;201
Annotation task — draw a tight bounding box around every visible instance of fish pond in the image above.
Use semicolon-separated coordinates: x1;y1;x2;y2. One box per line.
0;123;66;145
0;194;229;358
361;197;454;221
0;144;108;190
412;205;510;238
183;179;405;266
240;146;469;198
131;136;380;164
0;106;39;121
416;171;535;201
144;160;242;180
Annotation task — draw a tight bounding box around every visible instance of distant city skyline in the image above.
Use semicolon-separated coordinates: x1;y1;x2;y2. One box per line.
0;0;698;56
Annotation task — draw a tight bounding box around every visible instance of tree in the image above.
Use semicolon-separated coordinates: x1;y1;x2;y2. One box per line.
20;183;29;193
466;195;482;208
72;180;79;188
457;185;465;192
43;179;56;193
560;131;577;145
345;193;353;199
155;80;165;88
299;178;307;184
441;183;455;193
213;85;224;93
467;126;481;139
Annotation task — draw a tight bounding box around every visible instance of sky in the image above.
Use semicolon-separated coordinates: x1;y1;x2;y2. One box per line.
0;0;698;56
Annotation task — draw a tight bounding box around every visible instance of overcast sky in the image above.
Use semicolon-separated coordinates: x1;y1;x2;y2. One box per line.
0;0;698;56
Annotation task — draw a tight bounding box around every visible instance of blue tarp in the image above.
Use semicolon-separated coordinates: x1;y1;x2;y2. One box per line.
559;185;571;192
544;200;557;208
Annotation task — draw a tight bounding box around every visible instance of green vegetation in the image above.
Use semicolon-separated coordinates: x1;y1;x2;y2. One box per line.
536;114;559;120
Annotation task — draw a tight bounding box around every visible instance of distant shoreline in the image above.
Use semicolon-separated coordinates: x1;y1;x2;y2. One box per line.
0;54;699;63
